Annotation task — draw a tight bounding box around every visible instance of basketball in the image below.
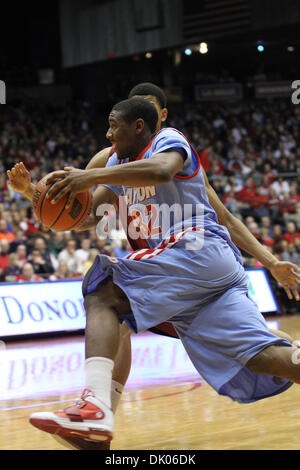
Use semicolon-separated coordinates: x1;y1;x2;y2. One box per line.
32;173;93;231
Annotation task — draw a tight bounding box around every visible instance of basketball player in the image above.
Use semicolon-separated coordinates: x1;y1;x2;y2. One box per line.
7;85;300;450
25;97;300;447
7;83;172;450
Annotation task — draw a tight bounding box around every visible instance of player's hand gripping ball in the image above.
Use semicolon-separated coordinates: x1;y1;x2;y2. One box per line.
32;173;93;231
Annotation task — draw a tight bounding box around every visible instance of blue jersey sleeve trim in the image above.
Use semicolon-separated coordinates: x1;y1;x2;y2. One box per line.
160;146;188;161
153;128;201;180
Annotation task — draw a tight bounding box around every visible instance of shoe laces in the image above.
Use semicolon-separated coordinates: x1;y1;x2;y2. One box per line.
75;388;95;406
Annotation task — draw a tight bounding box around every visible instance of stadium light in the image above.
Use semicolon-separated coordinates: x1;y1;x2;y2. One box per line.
199;42;208;54
257;41;264;52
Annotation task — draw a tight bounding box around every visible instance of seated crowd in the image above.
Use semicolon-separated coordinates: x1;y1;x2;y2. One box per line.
0;98;299;283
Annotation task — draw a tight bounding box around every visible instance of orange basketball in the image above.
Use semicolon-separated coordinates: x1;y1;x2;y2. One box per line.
32;173;93;231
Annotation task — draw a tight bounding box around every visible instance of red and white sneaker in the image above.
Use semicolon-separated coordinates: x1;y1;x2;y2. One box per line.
29;389;114;444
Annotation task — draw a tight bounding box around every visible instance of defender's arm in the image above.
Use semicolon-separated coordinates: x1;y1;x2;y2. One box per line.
202;168;300;300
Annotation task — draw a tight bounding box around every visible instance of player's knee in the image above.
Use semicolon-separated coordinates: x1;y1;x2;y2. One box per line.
84;280;114;311
84;290;109;314
83;279;130;318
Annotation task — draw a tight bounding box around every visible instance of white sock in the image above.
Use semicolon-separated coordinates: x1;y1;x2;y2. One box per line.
111;380;124;413
85;357;114;408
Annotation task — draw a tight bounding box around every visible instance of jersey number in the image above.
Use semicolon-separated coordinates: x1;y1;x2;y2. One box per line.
128;204;162;238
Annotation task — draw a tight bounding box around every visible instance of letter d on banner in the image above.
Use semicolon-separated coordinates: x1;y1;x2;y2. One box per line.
0;81;6;104
0;296;24;324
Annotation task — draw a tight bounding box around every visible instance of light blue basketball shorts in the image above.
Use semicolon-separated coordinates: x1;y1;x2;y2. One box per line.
82;229;293;403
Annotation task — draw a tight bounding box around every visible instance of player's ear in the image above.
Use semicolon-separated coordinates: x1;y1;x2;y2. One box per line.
135;118;145;134
161;108;168;123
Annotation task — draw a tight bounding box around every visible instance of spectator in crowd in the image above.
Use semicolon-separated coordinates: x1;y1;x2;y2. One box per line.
9;229;28;253
19;207;41;237
0;239;11;280
259;174;271;196
28;249;54;277
267;187;281;220
6;253;22;281
95;238;113;256
236;177;256;207
260;216;273;237
6;244;27;280
199;146;212;174
49;260;71;281
76;239;91;265
273;224;285;247
0;243;27;281
223;176;243;194
88;229;99;248
211;179;224;199
47;232;66;268
258;227;275;247
281;185;300;226
262;163;276;184
250;188;269;219
33;237;53;264
284;222;300;244
222;188;240;217
271;177;290;197
248;221;260;239
83;249;100;276
0;219;15;243
281;243;300;265
58;239;83;276
294;237;300;256
14;244;28;267
18;262;42;282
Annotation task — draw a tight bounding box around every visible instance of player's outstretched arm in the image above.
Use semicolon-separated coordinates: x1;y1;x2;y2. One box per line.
202;168;300;301
85;147;112;170
7;147;112;202
7;162;35;201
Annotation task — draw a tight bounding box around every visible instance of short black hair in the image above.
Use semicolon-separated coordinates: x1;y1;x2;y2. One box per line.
112;97;158;134
128;82;167;109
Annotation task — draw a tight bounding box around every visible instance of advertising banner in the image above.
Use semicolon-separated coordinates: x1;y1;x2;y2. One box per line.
0;279;85;338
255;81;292;98
0;269;278;339
195;83;243;101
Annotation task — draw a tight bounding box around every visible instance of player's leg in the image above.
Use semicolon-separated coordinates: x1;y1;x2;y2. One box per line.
269;328;294;344
246;344;300;383
50;324;132;450
51;325;132;450
84;277;123;359
30;276;132;443
174;285;295;404
112;322;132;388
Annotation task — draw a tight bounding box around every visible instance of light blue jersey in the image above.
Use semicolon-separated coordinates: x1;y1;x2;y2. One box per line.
104;128;242;263
83;127;293;404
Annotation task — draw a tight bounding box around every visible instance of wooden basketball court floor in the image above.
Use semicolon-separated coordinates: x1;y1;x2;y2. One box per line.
1;315;300;451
